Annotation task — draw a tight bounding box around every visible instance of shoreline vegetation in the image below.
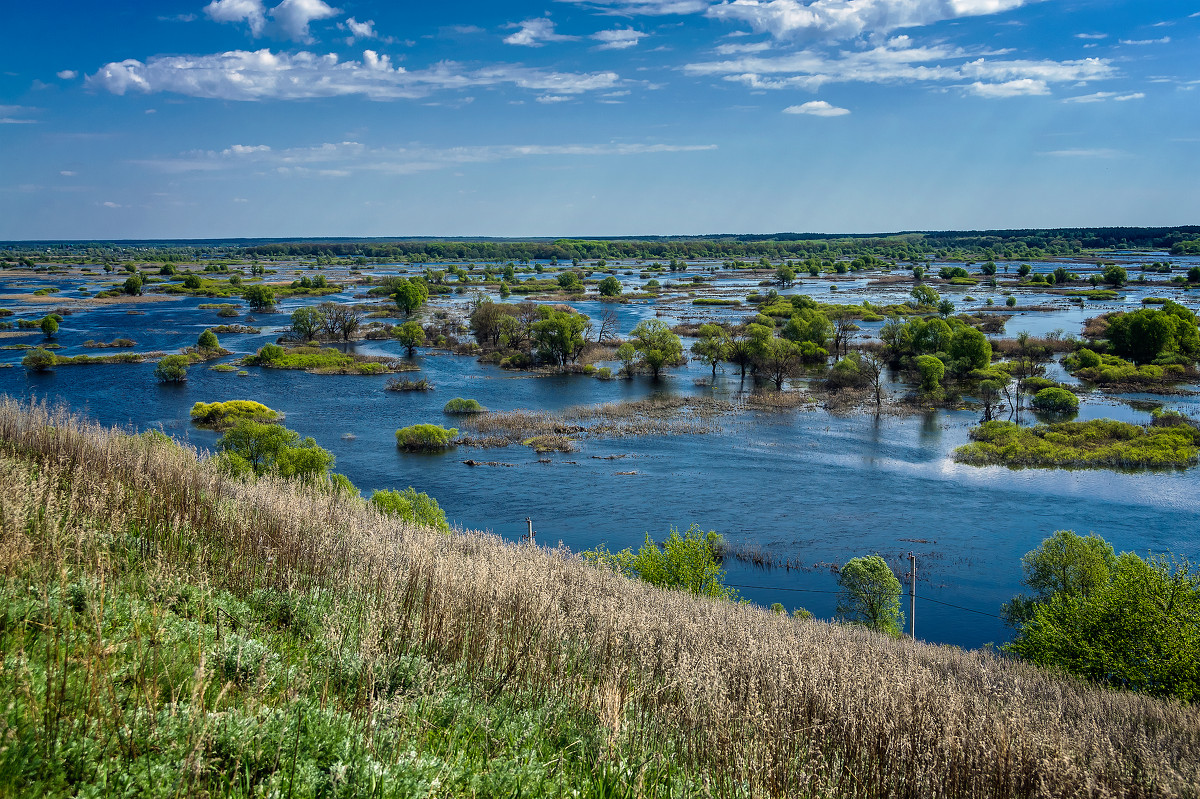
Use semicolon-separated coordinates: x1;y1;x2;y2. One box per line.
954;416;1200;469
0;400;1197;796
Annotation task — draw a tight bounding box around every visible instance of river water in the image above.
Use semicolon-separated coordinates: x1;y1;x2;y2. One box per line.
2;253;1197;649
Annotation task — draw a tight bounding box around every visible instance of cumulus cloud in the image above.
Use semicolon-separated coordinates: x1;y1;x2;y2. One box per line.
593;28;646;49
783;99;848;115
341;17;384;42
204;0;339;42
57;70;78;80
272;0;340;42
685;39;1114;96
706;0;1037;41
136;139;719;176
204;0;268;35
504;18;579;46
87;49;621;101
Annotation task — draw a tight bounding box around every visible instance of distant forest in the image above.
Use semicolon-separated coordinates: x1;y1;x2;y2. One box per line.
4;226;1199;264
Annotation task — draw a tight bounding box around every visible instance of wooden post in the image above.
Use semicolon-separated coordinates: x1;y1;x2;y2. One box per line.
908;552;917;640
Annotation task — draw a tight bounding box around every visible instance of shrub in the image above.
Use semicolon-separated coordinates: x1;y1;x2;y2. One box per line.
369;487;450;532
1032;387;1079;415
443;398;486;414
40;316;58;338
598;275;622;297
154;354;190;382
182;273;202;289
255;343;285;364
190;399;283;429
21;348;55;371
837;555;903;637
197;329;220;349
385;377;432;391
1074;348;1101;369
1006;296;1017;307
395;424;458;451
583;525;736;599
914;355;945;393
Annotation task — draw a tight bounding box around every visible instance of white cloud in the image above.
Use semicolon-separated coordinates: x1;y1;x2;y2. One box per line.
57;70;78;80
593;28;646;49
0;104;38;123
715;40;773;54
272;0;340;43
1119;37;1170;45
504;18;579;46
103;201;121;208
341;17;389;43
1063;90;1144;103
783;99;848;115
137;139;719;176
87;49;621;101
537;94;572;103
967;78;1047;96
59;170;77;176
204;0;339;42
204;0;268;35
707;0;1037;41
686;40;1113;96
555;0;710;15
1074;33;1106;40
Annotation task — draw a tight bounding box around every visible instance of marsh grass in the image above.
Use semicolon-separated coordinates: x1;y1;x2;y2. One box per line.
954;418;1200;469
0;400;1198;797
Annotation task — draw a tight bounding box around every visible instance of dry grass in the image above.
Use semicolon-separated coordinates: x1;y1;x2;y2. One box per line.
1;399;1199;797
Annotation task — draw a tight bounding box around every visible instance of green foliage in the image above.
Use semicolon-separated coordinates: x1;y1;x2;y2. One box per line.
369;487;450;533
583;525;737;600
122;273;143;296
182;273;202;289
290;306;323;340
910;284;940;307
691;323;730;376
197;328;219;349
154;354;190;383
40;316;58;338
1006;534;1200;702
1074;347;1101;369
954;418;1200;469
1031;387;1079;414
915;355;945;393
556;271;583;291
629;319;685;378
395;424;458;451
836;555;903;636
531;306;588;367
948;326;992;371
1104;303;1199;365
782;308;832;348
395;320;426;356
190;399;283;429
22;347;55;371
1101;264;1128;287
443;397;486;414
1006;295;1017;307
242;284;275;311
597;275;622;297
217;420;334;480
391;278;429;316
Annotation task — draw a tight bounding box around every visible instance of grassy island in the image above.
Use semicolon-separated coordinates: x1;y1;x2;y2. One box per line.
954;417;1200;469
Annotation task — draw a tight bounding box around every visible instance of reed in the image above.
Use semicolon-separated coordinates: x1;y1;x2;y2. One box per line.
0;398;1197;797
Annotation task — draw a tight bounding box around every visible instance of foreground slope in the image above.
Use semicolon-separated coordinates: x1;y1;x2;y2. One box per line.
0;399;1197;797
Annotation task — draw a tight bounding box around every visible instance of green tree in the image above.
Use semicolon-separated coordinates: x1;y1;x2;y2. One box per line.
154;354;190;382
948;326;992;372
243;284;275;311
40;316;58;338
197;329;219;349
836;555;903;636
1031;386;1079;415
583;525;736;599
1002;530;1116;626
182;273;202;289
910;284;940;307
123;274;144;296
395;320;426;357
915;354;945;394
290;306;323;341
629;319;684;379
369;487;450;533
392;278;429;316
757;336;803;389
556;271;583;292
691;323;730;377
217;421;333;480
597;275;622;297
775;265;796;286
1102;264;1128;287
532;307;588;367
1006;534;1200;701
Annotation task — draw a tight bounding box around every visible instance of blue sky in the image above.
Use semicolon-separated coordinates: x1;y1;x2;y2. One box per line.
1;0;1197;239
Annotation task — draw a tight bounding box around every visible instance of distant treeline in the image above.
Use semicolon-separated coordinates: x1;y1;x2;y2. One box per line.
4;226;1199;264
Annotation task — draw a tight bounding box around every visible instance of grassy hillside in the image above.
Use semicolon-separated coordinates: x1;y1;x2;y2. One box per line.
0;399;1197;797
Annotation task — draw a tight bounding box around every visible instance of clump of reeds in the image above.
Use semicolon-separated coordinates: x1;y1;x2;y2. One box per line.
0;398;1197;798
384;377;432;391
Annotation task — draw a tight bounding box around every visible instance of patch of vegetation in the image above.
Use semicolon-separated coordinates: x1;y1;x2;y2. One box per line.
954;418;1199;469
190;399;284;429
395;423;458;451
443;397;487;414
385;377;432;391
1030;386;1079;414
693;297;742;306
248;344;402;375
369;487;450;532
81;338;136;348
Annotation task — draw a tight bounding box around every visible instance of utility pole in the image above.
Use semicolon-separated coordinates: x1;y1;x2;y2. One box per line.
524;517;534;543
907;552;917;640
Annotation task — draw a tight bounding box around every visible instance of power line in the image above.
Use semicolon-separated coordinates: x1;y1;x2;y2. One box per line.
725;582;1003;619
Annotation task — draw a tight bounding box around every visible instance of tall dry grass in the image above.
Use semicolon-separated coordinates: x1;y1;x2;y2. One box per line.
1;398;1198;797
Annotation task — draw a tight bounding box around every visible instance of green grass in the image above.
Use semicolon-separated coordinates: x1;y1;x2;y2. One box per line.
253;346;395;375
954;418;1200;469
692;297;742;306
